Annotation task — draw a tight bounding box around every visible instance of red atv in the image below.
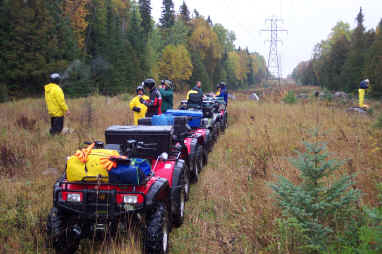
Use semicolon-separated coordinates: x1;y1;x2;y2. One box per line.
138;115;204;184
47;125;188;254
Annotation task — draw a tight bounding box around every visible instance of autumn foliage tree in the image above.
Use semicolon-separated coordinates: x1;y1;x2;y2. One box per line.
63;0;89;50
159;44;193;85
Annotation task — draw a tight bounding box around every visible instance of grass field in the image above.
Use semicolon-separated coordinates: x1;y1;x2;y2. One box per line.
0;87;381;253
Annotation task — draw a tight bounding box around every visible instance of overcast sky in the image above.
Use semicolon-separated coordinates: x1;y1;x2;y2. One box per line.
151;0;381;77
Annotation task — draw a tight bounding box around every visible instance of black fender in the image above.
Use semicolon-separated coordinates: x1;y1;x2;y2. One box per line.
53;173;66;205
145;178;170;209
170;160;185;214
179;144;190;170
189;138;198;159
171;159;185;189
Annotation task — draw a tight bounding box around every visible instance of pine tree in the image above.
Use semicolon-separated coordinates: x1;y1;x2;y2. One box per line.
3;0;72;95
159;0;175;29
271;135;360;253
193;9;200;18
327;34;350;90
189;51;210;90
340;8;367;92
365;19;382;96
0;0;10;100
127;5;147;85
86;0;107;57
179;1;190;23
139;0;152;38
207;15;212;26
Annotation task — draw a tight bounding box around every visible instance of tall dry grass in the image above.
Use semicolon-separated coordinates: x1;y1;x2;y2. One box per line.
0;88;381;253
170;92;382;253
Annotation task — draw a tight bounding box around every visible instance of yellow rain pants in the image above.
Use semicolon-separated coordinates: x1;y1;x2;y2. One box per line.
358;89;365;108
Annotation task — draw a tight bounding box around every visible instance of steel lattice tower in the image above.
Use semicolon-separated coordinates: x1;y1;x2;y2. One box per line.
261;16;287;85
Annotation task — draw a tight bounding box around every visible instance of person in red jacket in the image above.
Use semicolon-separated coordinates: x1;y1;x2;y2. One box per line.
140;78;162;117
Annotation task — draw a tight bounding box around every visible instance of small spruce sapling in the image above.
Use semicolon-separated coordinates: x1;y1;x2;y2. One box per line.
271;136;360;253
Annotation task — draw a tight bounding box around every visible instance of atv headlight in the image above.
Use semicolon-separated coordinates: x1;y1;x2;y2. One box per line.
67;193;82;202
123;195;138;204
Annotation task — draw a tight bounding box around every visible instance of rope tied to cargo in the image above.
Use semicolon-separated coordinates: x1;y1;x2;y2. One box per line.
74;143;95;163
100;155;128;171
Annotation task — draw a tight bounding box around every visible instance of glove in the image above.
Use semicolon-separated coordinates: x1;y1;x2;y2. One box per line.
139;97;145;104
132;106;141;113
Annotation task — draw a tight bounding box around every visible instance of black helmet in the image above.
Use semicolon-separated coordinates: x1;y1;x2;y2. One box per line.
50;73;61;84
143;78;156;89
136;85;144;94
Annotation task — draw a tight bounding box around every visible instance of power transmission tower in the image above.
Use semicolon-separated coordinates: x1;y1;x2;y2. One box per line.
261;16;287;86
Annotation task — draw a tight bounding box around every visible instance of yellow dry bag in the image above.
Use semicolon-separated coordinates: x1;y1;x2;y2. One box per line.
66;149;119;182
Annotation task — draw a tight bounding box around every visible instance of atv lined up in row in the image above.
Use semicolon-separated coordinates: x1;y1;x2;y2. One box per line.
138;114;207;184
47;125;189;254
46;95;228;254
178;95;228;150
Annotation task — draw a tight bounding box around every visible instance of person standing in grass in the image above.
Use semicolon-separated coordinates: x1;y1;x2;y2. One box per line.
159;80;173;113
44;73;70;135
129;85;149;125
359;78;370;108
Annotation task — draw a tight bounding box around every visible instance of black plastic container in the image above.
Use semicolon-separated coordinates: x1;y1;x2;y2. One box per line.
137;117;152;126
173;116;191;135
105;125;173;157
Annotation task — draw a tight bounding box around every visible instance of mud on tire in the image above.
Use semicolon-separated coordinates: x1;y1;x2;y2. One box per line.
143;203;170;254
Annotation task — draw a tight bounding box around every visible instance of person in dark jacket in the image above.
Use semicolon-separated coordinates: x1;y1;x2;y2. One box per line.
159;80;173;113
186;81;203;109
140;78;162;117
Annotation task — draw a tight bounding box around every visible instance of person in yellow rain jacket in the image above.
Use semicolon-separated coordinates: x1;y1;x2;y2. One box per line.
359;79;370;108
129;85;149;125
44;73;70;135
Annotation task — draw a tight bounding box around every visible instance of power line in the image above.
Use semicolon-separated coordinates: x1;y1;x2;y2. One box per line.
261;16;287;85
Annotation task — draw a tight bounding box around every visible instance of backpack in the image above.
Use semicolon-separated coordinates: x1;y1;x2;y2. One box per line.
109;158;151;185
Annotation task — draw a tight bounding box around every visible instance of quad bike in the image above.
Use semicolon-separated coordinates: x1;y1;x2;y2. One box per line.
47;125;189;254
139;115;205;184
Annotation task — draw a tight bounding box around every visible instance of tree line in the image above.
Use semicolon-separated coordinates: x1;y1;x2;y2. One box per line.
0;0;267;100
291;8;382;97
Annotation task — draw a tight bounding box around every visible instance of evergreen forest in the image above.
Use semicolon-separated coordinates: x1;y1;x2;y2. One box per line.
292;8;382;97
0;0;267;100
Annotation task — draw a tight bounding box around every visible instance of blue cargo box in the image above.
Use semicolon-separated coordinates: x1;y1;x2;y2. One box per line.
165;109;203;128
152;114;174;126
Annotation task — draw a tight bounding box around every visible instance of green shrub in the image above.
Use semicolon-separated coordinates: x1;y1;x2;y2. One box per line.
271;135;360;253
283;91;297;104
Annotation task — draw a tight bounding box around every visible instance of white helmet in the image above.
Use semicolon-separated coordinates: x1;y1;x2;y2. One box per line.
49;73;61;83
